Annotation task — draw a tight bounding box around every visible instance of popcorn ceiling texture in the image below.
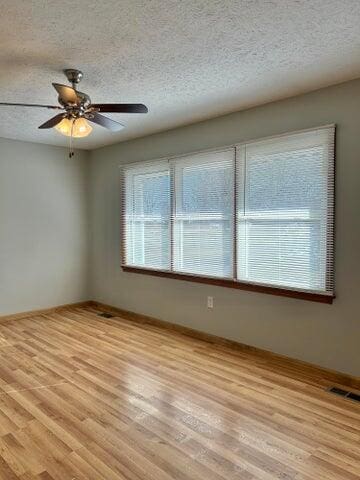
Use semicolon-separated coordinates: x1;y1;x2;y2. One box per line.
0;0;360;150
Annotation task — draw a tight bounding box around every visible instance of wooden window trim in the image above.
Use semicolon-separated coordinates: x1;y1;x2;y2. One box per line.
121;265;334;304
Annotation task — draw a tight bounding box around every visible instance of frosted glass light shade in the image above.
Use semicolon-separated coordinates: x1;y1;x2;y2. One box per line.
55;117;93;138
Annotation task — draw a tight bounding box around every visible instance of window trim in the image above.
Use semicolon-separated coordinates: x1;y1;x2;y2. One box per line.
121;266;334;303
120;124;335;303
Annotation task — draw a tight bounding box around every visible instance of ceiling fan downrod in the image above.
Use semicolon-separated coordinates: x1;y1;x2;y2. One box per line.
64;69;83;90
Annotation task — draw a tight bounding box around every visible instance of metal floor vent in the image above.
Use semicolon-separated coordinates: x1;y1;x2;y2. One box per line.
97;312;115;319
328;386;360;403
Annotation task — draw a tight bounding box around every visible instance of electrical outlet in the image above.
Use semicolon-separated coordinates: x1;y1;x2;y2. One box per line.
207;296;214;309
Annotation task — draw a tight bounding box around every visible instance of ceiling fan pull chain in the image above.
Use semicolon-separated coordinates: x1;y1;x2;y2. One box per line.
69;119;75;158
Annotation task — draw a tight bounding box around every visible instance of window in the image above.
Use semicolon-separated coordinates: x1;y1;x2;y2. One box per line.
173;150;234;278
124;162;170;269
237;128;334;293
122;126;335;302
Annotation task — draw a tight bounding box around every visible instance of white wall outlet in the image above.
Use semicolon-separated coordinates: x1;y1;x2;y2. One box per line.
207;296;214;309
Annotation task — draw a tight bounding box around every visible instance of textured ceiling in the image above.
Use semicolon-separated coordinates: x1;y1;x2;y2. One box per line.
1;0;360;150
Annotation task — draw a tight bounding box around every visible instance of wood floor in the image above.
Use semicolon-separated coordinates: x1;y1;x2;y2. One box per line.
0;305;358;479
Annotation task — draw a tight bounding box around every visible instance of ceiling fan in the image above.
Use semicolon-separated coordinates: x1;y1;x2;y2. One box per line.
0;69;148;149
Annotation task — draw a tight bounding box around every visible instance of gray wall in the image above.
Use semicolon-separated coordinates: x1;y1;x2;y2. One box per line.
89;79;360;377
0;138;89;315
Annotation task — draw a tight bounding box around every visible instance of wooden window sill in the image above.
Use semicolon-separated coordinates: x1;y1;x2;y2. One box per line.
121;266;334;304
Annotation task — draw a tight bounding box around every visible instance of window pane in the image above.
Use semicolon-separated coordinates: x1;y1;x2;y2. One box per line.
173;150;234;278
238;220;323;289
124;163;170;269
237;128;334;293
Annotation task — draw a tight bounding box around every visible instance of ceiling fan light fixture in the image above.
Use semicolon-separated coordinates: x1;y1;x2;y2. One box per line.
55;117;92;138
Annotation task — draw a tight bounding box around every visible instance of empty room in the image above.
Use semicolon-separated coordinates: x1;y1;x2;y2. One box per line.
0;1;359;479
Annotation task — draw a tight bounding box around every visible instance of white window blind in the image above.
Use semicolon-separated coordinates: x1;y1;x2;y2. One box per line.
236;127;334;294
123;161;170;269
122;125;335;298
172;150;235;278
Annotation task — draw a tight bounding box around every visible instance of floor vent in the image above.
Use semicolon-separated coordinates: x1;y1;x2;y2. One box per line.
328;386;360;403
97;312;115;319
347;392;360;402
328;387;348;397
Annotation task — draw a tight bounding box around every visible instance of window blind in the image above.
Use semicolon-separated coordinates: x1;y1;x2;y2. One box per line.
122;125;335;298
172;149;235;278
236;127;334;294
123;161;170;270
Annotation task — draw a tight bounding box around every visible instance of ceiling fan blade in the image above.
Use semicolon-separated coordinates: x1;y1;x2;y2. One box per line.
0;102;62;109
91;103;148;113
87;112;125;131
38;113;65;129
52;83;80;105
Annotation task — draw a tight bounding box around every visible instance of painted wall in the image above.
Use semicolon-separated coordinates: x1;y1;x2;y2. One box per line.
0;138;89;315
89;79;360;377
